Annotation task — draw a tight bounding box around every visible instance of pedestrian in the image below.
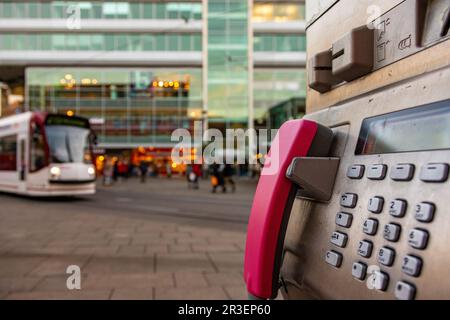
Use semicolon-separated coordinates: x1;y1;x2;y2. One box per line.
187;164;202;189
223;164;236;192
139;161;148;183
118;160;128;180
210;163;226;193
186;165;194;189
112;159;119;182
103;160;113;186
165;159;172;178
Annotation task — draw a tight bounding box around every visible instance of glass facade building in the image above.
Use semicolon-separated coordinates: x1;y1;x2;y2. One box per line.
207;0;249;128
26;67;203;145
0;0;307;150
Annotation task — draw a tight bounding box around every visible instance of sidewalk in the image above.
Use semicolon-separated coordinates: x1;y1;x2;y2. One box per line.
0;177;257;299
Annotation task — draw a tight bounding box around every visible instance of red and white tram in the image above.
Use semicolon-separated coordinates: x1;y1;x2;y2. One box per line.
0;112;97;196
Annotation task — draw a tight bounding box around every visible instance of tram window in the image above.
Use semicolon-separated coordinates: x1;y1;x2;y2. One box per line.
30;124;46;172
0;135;17;171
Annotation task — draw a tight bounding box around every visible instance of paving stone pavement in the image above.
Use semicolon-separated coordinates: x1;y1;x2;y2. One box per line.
0;177;256;300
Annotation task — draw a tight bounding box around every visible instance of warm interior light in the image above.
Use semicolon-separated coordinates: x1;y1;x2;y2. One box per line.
64;74;73;80
92;79;98;85
158;81;164;87
66;110;74;117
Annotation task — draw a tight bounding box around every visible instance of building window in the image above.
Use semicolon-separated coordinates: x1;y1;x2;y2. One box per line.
0;33;201;52
253;3;305;22
0;1;202;20
254;35;306;52
253;69;307;121
0;135;17;171
26;67;203;144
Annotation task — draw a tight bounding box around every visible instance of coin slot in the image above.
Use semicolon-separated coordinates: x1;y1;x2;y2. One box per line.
314;66;333;71
332;49;345;60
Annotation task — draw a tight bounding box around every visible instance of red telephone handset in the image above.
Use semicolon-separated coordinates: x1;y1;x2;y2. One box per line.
244;119;334;299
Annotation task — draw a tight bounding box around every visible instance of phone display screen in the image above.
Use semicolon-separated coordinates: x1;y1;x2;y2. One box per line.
355;100;450;155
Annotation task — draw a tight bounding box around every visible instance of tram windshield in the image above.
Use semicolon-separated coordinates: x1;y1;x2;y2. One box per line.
45;115;92;164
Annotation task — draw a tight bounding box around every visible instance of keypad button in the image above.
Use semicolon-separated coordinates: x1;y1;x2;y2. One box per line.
325;250;343;267
367;164;387;180
363;218;378;235
368;196;384;213
420;163;449;182
395;281;416;300
389;199;407;218
401;255;422;277
415;202;435;223
408;229;429;249
330;231;348;248
384;223;401;242
347;165;365;179
335;212;353;228
378;247;396;266
352;262;367;280
372;271;389;291
357;240;373;258
390;164;415;181
340;193;358;208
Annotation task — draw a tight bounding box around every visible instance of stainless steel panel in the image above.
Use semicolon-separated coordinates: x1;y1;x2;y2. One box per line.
281;66;450;300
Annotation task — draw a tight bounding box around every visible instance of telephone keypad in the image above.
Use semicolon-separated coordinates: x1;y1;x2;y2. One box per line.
389;199;407;218
340;193;358;208
347;165;365;179
408;229;429;249
372;271;389;291
378;247;395;266
330;231;348;248
383;223;401;242
357;240;373;258
415;202;435;223
338;160;446;298
390;164;415;181
336;212;353;228
367;164;387;180
420;163;449;182
363;218;378;235
401;255;422;277
352;262;367;280
325;250;343;268
368;196;384;213
395;281;416;300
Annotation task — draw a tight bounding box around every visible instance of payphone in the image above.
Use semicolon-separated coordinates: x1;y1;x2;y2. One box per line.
244;0;450;300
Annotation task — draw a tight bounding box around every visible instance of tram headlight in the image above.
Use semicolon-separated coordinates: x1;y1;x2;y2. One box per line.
50;166;61;176
88;167;96;176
